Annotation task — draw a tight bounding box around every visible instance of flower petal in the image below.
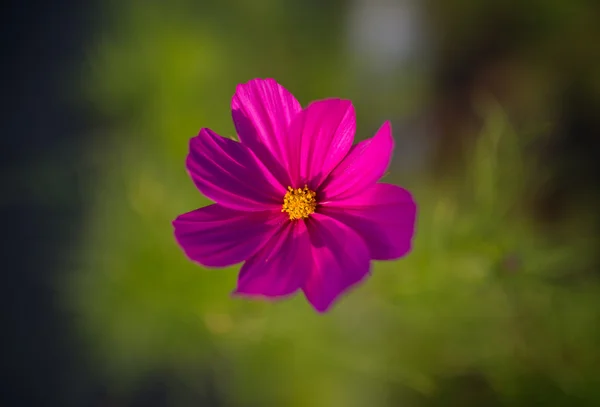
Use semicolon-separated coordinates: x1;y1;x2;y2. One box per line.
187;128;285;211
235;220;311;298
286;99;356;188
320;121;394;201
231;78;301;186
320;183;416;260
302;213;371;312
173;204;282;267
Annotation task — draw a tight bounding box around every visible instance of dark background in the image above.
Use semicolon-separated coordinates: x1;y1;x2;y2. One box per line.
2;1;96;405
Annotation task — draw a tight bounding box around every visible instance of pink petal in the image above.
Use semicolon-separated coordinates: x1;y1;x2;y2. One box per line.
186;128;285;211
173;204;283;267
320;183;416;260
231;78;302;186
320;121;394;201
235;220;311;298
285;99;356;188
302;213;371;312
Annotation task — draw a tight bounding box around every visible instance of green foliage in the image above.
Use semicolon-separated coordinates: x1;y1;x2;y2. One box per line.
69;1;600;405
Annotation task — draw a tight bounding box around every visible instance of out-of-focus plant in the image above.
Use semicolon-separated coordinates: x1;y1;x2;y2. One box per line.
69;1;600;406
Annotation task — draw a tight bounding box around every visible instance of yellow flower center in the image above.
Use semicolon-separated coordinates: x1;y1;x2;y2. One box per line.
281;185;317;220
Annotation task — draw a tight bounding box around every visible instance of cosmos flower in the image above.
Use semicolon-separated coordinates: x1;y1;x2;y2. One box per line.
173;78;416;312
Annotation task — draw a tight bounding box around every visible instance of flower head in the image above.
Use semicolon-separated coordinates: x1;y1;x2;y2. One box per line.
173;78;417;312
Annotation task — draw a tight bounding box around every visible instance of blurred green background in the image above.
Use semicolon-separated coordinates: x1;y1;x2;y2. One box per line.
4;0;600;406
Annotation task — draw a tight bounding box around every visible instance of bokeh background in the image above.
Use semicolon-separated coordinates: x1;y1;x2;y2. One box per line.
3;0;600;406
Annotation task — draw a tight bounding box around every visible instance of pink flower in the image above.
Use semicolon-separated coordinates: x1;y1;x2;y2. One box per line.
173;78;417;312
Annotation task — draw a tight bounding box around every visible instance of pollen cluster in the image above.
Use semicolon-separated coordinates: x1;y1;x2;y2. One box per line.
281;185;317;220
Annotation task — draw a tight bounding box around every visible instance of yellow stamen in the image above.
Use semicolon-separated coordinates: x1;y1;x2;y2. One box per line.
281;185;317;220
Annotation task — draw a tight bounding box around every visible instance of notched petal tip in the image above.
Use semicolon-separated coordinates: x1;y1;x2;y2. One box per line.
303;98;355;122
235;77;280;91
307;97;352;107
377;120;394;144
305;270;371;313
